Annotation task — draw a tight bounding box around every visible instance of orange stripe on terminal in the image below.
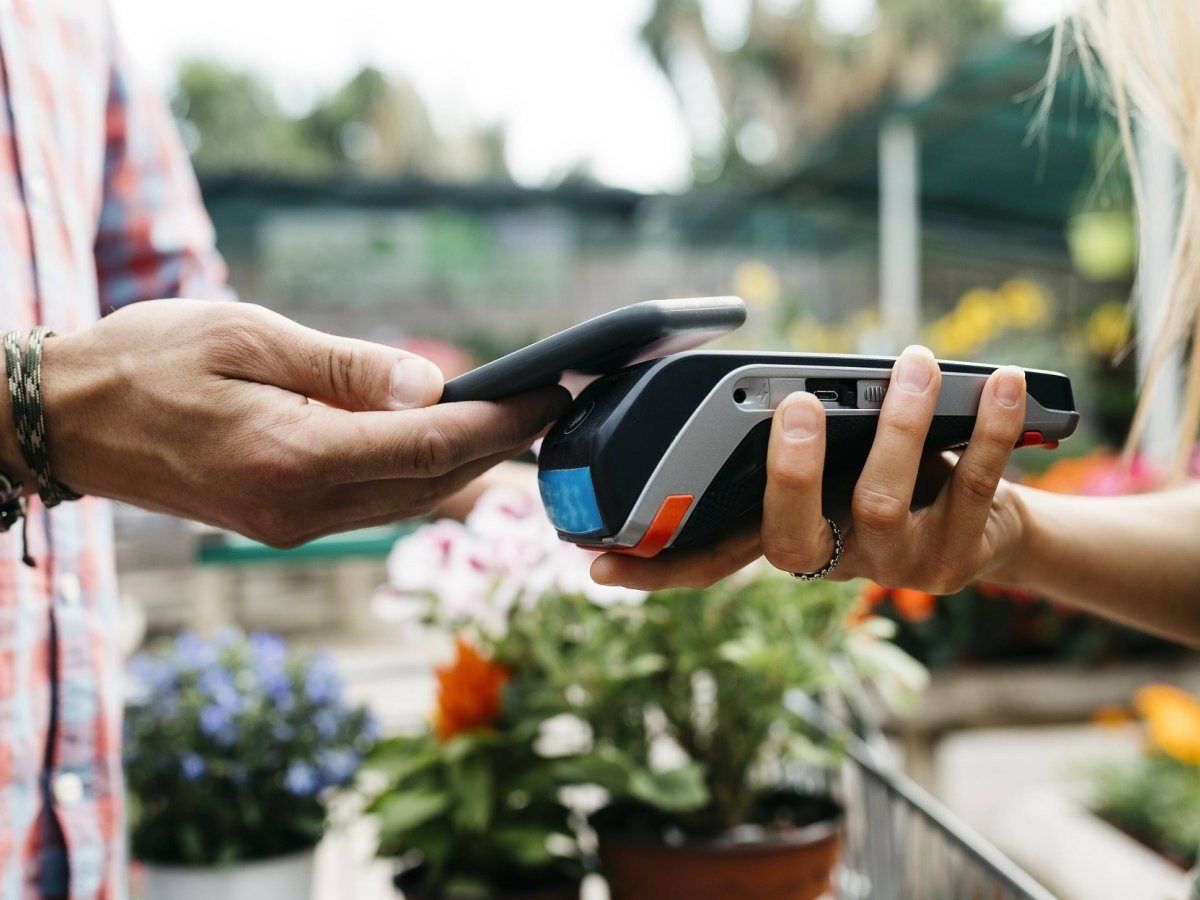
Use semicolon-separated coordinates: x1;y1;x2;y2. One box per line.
605;494;694;559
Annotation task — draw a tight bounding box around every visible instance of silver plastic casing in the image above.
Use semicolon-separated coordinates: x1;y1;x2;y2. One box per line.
594;362;1079;550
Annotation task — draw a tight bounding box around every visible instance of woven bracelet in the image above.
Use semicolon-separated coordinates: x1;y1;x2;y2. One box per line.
4;328;80;509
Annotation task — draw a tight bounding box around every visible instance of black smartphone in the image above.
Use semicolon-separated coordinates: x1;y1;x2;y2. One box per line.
439;297;747;403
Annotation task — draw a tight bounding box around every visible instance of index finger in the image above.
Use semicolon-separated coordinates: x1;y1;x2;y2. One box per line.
307;385;570;482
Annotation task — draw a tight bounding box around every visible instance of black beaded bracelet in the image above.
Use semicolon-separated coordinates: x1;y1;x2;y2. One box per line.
3;328;80;509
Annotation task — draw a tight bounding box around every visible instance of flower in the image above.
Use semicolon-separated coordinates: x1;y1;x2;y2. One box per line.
124;629;376;867
860;582;937;622
1135;684;1200;765
180;753;206;781
284;761;321;796
1024;452;1162;496
434;637;509;741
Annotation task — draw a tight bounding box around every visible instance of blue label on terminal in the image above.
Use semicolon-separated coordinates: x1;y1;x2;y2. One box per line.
538;467;605;535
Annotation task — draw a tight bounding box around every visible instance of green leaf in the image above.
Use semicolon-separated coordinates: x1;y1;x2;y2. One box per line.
374;789;450;836
365;742;439;785
491;824;555;867
452;755;493;833
627;763;708;812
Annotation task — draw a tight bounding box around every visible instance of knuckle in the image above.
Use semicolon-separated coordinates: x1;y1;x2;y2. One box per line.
406;424;460;477
769;456;819;493
761;534;823;575
955;464;1001;505
882;412;929;442
314;343;364;404
852;485;908;531
244;510;305;549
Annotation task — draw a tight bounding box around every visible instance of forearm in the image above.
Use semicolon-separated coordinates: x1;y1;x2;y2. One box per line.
996;481;1200;646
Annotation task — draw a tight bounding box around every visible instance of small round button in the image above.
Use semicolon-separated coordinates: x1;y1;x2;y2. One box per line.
58;573;81;606
52;772;84;806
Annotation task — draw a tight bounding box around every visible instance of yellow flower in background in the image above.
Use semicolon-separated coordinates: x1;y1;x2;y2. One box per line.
815;324;854;353
1086;300;1133;358
786;316;822;350
957;288;1005;338
999;278;1051;328
1135;684;1200;765
733;260;781;309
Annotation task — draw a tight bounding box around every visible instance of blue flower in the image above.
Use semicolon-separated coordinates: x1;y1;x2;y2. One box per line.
173;631;218;671
283;761;320;796
313;708;341;740
197;667;240;710
127;653;176;701
250;632;287;666
199;704;237;746
272;721;296;742
315;748;359;787
304;654;342;705
180;753;206;781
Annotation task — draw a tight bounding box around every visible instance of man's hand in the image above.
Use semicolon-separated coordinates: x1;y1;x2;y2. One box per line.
22;300;568;547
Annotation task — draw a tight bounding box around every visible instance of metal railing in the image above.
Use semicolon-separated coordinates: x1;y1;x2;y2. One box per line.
791;693;1060;900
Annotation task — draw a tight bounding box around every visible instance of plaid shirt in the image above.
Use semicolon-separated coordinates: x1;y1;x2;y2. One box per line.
0;1;229;897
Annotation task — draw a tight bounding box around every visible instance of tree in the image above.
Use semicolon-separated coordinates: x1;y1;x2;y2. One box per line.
640;0;1005;183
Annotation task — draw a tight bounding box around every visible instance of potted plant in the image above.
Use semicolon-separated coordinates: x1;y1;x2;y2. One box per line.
365;635;587;900
373;486;923;900
1089;684;1200;869
368;488;704;899
509;567;923;900
124;629;377;900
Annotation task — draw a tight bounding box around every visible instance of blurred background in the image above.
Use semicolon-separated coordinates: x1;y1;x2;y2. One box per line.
107;1;1199;897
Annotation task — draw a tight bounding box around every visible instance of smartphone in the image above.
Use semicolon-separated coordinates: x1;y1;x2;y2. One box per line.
439;297;747;403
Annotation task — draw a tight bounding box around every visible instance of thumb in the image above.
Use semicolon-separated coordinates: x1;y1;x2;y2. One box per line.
235;307;445;411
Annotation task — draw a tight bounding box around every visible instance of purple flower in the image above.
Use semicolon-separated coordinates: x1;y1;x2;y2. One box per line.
283;761;319;796
180;753;206;781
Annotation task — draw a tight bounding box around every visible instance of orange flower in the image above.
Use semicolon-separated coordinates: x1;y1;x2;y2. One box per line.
1023;453;1107;494
860;582;889;607
1135;684;1200;765
891;588;937;623
433;637;510;741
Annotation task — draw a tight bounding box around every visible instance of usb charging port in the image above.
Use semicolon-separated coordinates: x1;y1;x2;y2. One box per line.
807;379;857;408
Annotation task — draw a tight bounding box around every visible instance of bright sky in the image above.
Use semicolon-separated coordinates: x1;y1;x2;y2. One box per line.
108;0;1074;194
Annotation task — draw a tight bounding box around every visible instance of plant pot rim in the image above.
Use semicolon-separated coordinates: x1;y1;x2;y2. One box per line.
592;794;843;856
137;846;317;872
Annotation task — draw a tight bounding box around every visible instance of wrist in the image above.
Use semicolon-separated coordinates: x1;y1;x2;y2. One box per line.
977;480;1040;587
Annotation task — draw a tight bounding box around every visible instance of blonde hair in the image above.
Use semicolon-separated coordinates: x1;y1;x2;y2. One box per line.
1060;1;1200;473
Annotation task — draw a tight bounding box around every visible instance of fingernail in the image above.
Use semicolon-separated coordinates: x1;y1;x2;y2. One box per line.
996;367;1025;407
390;358;441;409
783;400;819;438
897;346;934;392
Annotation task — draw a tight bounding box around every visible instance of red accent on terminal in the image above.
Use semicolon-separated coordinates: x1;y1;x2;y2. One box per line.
606;494;694;559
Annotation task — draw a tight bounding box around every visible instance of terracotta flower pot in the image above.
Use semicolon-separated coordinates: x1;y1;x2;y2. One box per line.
594;793;843;900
